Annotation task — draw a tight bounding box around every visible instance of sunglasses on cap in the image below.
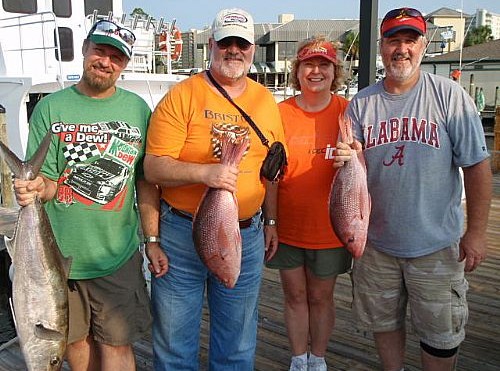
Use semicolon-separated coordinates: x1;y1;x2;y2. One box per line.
216;37;252;51
87;20;136;47
382;7;424;24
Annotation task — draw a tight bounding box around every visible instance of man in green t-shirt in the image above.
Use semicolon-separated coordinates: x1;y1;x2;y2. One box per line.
13;19;168;370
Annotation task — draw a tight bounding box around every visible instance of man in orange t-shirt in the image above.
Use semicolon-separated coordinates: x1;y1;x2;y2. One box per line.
143;8;285;371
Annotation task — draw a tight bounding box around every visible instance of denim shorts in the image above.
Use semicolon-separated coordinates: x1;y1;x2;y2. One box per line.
266;242;352;278
352;242;469;349
67;250;152;345
151;200;264;371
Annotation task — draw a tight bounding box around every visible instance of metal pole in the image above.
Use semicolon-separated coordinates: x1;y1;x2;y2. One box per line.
358;0;378;90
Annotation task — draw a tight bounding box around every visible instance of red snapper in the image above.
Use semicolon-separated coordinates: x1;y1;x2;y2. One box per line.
193;131;249;288
329;115;371;259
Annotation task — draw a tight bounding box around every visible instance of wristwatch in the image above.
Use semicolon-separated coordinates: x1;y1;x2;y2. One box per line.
264;218;277;226
144;236;160;244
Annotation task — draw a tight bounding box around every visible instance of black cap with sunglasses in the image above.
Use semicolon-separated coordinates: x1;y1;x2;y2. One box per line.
87;20;136;59
380;8;427;38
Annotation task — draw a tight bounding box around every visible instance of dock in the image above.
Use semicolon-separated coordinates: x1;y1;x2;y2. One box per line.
1;174;499;370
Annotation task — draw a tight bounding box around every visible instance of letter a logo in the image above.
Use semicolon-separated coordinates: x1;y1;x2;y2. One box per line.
383;145;405;166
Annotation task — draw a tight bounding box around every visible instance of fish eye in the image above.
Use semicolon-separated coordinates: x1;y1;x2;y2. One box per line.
50;356;60;365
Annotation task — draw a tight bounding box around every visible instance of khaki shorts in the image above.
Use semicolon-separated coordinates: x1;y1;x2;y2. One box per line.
266;242;352;278
352;242;469;349
67;250;152;346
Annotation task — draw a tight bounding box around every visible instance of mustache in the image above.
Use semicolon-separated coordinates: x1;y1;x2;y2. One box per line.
392;52;410;60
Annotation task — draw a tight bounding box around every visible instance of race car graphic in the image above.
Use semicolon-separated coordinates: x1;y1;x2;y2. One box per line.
64;157;130;204
98;121;141;143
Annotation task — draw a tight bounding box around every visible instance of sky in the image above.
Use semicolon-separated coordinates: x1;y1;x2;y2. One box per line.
122;0;500;31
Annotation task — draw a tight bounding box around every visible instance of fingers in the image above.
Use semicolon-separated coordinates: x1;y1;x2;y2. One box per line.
206;164;238;192
13;178;43;206
463;254;486;273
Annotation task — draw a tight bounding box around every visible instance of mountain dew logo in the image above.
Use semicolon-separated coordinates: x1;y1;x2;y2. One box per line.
105;136;138;166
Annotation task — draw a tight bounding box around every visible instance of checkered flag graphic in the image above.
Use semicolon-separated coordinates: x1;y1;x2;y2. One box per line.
63;142;101;165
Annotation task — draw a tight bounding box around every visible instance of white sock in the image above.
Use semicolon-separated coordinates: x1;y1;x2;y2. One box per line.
309;353;325;361
292;352;308;362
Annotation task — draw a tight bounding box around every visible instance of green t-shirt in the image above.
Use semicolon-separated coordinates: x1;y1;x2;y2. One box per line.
26;86;151;279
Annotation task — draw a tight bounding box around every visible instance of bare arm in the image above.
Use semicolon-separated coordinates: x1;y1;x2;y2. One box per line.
13;175;57;206
262;180;279;262
459;158;492;272
136;178;168;278
144;154;239;192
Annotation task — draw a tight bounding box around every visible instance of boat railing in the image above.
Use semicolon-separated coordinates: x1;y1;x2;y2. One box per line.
0;11;63;81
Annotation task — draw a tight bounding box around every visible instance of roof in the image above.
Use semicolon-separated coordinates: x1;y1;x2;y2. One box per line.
423;39;500;63
426;7;472;18
266;19;359;42
195;19;360;45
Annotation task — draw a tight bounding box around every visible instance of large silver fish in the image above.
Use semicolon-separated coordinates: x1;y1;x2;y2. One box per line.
0;133;71;371
193;131;249;289
329;115;371;259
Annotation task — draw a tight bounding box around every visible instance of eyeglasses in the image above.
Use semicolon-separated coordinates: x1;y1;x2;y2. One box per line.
216;37;252;51
382;7;424;24
87;20;136;47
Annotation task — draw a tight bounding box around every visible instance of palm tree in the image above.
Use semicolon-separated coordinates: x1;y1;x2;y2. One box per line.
464;25;493;47
341;30;360;88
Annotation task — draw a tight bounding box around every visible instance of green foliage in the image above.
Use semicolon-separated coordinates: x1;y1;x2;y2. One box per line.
130;7;149;19
464;25;493;47
342;30;359;59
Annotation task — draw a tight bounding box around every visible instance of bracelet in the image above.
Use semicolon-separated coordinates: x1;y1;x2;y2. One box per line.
144;236;160;244
264;218;277;226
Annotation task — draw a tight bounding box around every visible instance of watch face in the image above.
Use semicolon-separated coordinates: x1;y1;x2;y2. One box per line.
145;236;160;243
265;219;277;226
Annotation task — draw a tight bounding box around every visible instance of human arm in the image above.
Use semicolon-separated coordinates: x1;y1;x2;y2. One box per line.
143;154;239;192
13;175;57;206
459;158;492;272
136;178;168;278
262;180;279;262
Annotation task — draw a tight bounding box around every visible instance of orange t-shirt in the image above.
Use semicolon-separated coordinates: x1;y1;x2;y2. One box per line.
146;73;285;219
277;94;349;249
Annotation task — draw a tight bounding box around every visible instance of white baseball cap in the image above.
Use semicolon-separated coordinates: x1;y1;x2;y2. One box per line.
212;8;254;44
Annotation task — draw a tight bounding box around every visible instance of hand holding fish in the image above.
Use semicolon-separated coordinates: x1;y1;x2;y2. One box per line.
201;163;239;193
145;243;169;278
333;142;353;168
13;175;56;206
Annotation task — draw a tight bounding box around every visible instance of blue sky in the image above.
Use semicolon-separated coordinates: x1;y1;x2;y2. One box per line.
122;0;499;31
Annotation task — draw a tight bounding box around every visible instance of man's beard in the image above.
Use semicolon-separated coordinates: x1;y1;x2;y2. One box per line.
220;63;245;80
385;53;423;81
211;54;247;80
81;69;116;92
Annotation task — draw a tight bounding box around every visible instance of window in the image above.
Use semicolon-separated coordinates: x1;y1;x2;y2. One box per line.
53;0;72;18
84;0;113;16
55;27;74;62
3;0;36;13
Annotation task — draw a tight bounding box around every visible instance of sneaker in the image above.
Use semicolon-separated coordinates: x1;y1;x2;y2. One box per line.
307;357;327;371
289;357;308;371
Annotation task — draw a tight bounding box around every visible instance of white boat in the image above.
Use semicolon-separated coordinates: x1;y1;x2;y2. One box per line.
0;0;186;158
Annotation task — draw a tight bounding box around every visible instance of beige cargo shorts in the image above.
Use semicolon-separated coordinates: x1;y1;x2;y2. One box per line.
351;242;468;349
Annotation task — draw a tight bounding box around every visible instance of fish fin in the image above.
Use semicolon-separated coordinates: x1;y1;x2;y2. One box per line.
9;297;18;330
34;322;65;341
0;206;19;239
0;131;52;180
26;131;53;179
0;140;24;178
3;235;15;261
